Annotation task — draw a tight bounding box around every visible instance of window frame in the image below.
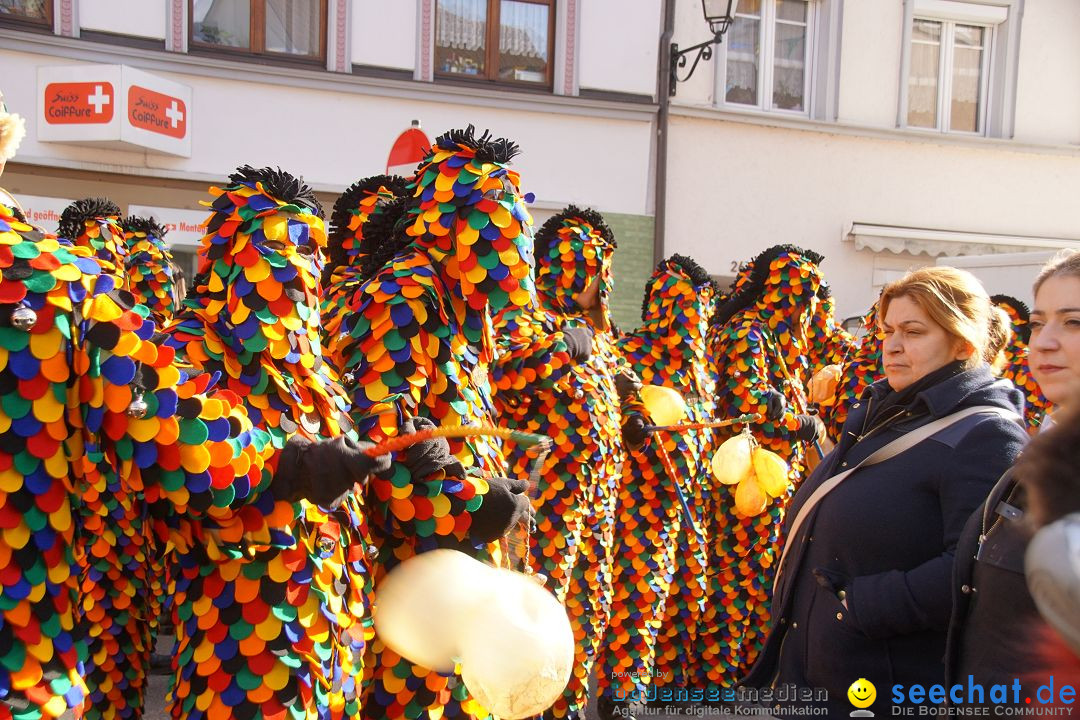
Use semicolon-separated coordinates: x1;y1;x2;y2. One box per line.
905;16;994;135
188;0;328;64
0;0;53;29
715;0;818;117
898;0;1021;139
433;0;556;90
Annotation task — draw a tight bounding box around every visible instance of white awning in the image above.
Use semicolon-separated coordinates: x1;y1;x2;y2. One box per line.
846;223;1080;258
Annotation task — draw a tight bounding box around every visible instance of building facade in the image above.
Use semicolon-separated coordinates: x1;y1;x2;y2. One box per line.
666;0;1080;319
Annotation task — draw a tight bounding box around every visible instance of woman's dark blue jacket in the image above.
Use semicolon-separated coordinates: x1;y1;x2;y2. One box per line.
742;365;1027;716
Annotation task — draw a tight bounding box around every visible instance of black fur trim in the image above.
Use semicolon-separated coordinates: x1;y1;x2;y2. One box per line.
640;253;715;321
434;124;520;165
818;281;833;301
10;205;25;223
57;197;121;240
322;195;410;287
328;175;409;251
710;244;824;328
227;165;324;219
123;215;169;240
991;293;1032;343
535;205;616;264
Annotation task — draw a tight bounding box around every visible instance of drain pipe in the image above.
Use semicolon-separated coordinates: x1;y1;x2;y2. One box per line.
653;0;676;264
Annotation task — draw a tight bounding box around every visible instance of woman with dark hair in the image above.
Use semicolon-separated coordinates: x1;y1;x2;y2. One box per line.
744;266;1027;716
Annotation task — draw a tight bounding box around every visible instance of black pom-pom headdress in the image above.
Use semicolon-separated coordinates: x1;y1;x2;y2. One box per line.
710;244;824;328
991;293;1032;343
535;204;616;262
227;165;324;219
122;215;169;240
434;124;520;165
640;253;716;321
57;197;121;240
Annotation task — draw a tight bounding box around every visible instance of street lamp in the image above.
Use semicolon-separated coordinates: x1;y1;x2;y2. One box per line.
669;0;739;96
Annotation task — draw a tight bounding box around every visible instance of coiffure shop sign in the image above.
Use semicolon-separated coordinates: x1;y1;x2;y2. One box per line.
37;65;191;157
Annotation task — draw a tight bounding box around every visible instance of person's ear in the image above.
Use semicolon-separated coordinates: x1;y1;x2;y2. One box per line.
954;339;975;362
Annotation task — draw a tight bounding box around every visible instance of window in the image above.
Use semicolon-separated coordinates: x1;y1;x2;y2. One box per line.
434;0;554;87
723;0;814;114
191;0;326;61
900;0;1018;138
907;19;990;133
0;0;51;25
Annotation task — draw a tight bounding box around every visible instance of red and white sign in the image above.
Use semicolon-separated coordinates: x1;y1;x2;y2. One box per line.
386;124;431;178
38;65;192;157
127;85;186;139
43;82;115;124
16;195;75;231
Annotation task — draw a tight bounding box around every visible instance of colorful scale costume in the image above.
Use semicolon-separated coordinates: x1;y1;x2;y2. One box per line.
804;284;855;445
0;201;271;720
598;255;717;700
123;216;182;326
701;245;824;686
492;206;628;719
324;127;535;720
159;167;371;720
991;294;1050;432
821;301;883;442
320;175;410;350
57;199;157;720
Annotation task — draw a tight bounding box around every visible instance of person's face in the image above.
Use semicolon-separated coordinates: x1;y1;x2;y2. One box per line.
1029;274;1080;407
881;294;970;392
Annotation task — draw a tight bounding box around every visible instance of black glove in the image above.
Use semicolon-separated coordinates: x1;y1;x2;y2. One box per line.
622;414;649;449
469;476;534;543
761;388;787;422
561;326;594;362
792;413;826;443
272;435;392;508
614;371;642;402
399;416;465;480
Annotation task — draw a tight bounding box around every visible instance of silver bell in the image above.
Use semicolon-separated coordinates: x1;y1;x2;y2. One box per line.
126;391;149;419
10;304;37;331
317;536;337;556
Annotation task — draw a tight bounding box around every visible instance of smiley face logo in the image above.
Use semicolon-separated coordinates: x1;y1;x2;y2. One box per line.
848;678;876;710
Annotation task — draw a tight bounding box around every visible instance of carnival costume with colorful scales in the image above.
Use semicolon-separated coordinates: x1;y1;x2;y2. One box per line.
325;127;536;720
599;255;717;699
701;245;824;686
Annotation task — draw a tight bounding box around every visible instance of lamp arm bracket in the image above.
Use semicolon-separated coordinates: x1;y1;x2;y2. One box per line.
669;34;724;95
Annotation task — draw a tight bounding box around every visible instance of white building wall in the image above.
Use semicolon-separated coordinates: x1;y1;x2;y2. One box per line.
1;45;654;216
1012;0;1080;145
668;0;717;105
79;0;167;40
577;0;661;97
836;0;903;128
665;115;1080;319
351;0;416;70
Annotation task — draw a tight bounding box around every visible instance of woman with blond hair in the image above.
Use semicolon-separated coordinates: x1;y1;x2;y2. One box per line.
744;266;1027;716
946;249;1080;700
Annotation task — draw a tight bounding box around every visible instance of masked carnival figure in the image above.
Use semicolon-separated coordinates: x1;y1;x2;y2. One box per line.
595;255;718;715
816;300;884;443
491;205;631;719
320;175;411;350
701;245;825;686
123;216;183;326
158;166;394;720
991;294;1049;432
56;198;161;720
0;196;339;720
324;128;535;720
